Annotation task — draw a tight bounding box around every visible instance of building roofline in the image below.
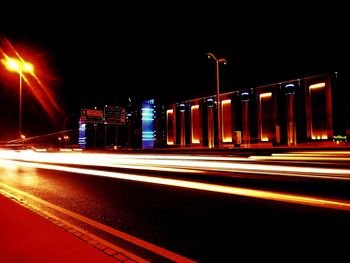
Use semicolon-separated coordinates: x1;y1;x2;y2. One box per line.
167;72;334;105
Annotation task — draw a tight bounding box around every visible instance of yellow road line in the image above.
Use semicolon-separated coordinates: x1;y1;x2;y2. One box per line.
0;181;197;263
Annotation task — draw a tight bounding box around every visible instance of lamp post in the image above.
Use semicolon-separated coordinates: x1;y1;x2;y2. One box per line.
207;52;227;147
2;57;34;138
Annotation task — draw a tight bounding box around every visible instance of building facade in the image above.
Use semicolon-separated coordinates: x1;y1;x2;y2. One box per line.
164;72;347;148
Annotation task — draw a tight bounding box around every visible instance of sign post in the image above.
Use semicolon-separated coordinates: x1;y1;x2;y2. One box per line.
104;106;126;125
81;108;103;148
104;106;126;148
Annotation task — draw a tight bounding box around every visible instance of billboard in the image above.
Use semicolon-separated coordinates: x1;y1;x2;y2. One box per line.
81;108;104;124
104;106;126;125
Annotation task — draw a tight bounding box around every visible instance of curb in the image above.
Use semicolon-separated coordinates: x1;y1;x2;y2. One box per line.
0;188;148;263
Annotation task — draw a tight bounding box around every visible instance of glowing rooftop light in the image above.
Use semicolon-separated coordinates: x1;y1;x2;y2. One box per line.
260;92;272;98
309;82;325;90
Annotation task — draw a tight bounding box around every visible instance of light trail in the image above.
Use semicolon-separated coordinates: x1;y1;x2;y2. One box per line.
0;150;350;181
285;151;350;155
249;151;350;161
1;158;350;212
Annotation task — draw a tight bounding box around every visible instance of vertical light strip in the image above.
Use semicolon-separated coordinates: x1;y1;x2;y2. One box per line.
141;100;155;149
221;99;232;143
78;118;86;149
259;93;272;142
166;109;174;145
309;83;327;140
191;105;200;144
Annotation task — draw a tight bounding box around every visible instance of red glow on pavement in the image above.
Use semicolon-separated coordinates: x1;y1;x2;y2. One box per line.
0;180;196;263
0;194;118;263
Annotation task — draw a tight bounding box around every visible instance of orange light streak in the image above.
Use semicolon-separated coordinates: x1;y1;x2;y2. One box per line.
250;154;350;162
289;151;350;155
1;158;350;212
1;151;350;181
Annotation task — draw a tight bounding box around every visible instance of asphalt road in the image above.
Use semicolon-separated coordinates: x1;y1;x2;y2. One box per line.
1;151;350;262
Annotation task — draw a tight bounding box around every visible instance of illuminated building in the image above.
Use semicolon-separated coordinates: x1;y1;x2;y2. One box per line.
75;72;347;149
164;72;347;148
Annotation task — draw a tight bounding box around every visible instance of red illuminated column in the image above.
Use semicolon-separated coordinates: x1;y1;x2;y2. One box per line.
207;103;214;148
305;78;333;141
286;93;297;145
179;104;186;147
191;104;202;145
242;100;250;145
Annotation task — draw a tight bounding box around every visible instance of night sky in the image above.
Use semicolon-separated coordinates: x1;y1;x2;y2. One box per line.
0;5;348;140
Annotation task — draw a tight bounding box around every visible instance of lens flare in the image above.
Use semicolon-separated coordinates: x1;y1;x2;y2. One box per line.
0;37;63;122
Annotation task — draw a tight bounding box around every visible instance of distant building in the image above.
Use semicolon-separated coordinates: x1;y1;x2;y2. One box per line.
80;72;348;149
163;72;348;148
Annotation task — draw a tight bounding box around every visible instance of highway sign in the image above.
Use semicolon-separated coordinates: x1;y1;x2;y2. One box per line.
81;108;104;124
104;106;126;125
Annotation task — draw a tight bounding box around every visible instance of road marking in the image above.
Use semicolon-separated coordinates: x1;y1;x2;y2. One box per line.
0;187;146;262
0;180;197;263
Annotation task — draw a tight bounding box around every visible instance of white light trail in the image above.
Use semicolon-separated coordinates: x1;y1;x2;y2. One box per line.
1;158;350;212
0;150;350;181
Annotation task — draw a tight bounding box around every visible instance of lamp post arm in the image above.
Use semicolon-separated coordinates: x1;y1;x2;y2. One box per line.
206;52;218;61
206;52;227;148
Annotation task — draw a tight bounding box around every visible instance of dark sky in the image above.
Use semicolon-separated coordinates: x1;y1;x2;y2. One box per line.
0;4;348;139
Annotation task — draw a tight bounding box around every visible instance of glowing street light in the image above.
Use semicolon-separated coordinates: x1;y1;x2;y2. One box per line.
2;57;34;138
64;135;69;146
207;52;227;147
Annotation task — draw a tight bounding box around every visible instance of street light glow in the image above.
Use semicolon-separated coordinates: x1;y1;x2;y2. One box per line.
23;62;34;73
0;38;64;129
4;58;20;71
1;56;35;138
1;57;34;73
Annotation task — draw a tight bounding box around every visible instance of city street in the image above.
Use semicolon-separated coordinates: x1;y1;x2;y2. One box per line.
1;12;349;263
1;149;350;262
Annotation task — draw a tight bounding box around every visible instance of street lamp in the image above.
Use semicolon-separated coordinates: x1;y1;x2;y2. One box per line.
64;135;69;147
2;57;34;138
206;52;227;147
